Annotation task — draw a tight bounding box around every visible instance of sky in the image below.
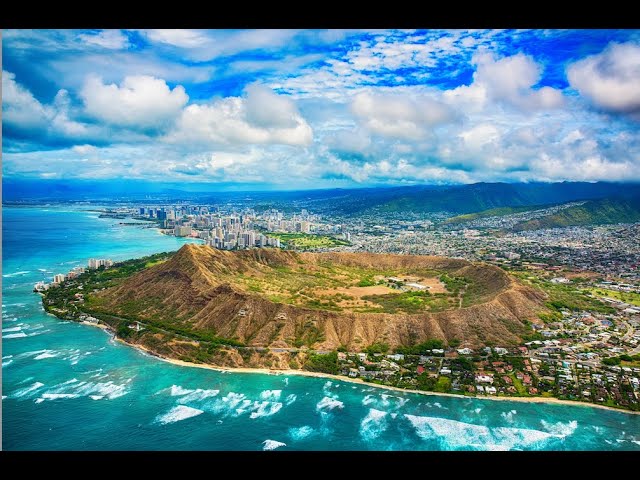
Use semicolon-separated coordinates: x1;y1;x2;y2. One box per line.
3;29;640;189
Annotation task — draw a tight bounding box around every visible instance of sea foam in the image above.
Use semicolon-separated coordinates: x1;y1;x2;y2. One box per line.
360;409;389;441
156;405;204;425
3;271;30;278
41;393;79;400
34;350;60;360
289;425;314;441
249;401;283;419
3;326;23;333
4;332;28;339
540;420;578;437
12;381;45;399
404;414;571;450
259;389;282;401
316;396;344;412
262;439;286;451
501;410;517;423
166;385;220;402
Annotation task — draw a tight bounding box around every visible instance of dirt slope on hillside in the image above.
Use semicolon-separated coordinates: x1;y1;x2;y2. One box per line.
95;244;546;350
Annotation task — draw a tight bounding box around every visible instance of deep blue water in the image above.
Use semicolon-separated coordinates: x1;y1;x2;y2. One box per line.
2;206;639;450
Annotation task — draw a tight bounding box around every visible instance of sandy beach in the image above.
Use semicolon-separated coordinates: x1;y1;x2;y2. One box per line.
100;329;640;416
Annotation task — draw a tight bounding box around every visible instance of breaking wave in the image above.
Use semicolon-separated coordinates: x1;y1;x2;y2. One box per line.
28;377;131;403
3;271;30;278
4;332;28;339
34;350;60;360
259;389;282;401
3;326;23;333
201;391;285;419
404;414;575;450
73;380;129;400
12;381;45;399
262;439;286;451
40;393;79;401
316;396;344;412
540;420;578;437
362;393;408;410
360;409;389;441
249;401;283;419
501;410;517;423
156;405;204;425
164;385;221;402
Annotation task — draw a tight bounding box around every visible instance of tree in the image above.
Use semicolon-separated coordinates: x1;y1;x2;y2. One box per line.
602;357;621;366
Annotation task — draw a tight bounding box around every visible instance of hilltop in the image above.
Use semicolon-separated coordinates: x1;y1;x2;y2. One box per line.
74;244;548;369
511;197;640;231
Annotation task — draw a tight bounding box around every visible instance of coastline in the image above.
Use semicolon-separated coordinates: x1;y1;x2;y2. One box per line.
99;327;640;416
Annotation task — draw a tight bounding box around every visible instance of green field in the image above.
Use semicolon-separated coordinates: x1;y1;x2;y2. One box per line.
586;288;640;307
361;290;455;313
232;259;472;314
266;232;350;249
509;270;616;316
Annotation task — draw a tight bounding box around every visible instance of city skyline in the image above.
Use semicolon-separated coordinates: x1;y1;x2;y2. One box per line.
3;29;640;189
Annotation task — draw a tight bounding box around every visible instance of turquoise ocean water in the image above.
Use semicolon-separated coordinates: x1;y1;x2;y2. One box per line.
2;206;639;450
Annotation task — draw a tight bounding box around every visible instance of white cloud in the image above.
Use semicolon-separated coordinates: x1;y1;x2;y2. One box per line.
2;70;50;130
72;144;97;154
143;29;209;48
49;52;213;91
458;123;500;150
244;84;300;129
80;75;188;130
2;71;90;140
141;29;300;61
326;129;372;154
78;30;129;49
351;91;457;140
167;86;312;147
533;152;636;182
5;29;640;187
446;52;564;111
567;42;640;115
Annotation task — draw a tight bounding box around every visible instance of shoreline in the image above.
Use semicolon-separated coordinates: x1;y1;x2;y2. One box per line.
100;327;640;416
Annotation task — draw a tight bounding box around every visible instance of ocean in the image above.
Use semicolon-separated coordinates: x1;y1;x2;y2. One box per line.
2;206;639;450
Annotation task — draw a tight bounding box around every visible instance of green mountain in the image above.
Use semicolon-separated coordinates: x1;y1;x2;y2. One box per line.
443;206;541;225
512;197;640;231
315;182;640;215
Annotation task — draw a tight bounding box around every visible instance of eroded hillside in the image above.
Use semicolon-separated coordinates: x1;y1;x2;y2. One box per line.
89;244;546;359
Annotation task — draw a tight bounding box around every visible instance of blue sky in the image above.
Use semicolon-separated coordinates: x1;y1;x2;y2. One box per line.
3;29;640;189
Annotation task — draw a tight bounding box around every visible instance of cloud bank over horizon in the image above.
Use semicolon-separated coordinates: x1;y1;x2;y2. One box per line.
3;29;640;189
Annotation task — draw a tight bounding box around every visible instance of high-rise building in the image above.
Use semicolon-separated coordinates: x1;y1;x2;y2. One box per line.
174;226;192;237
88;258;99;269
53;273;65;284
